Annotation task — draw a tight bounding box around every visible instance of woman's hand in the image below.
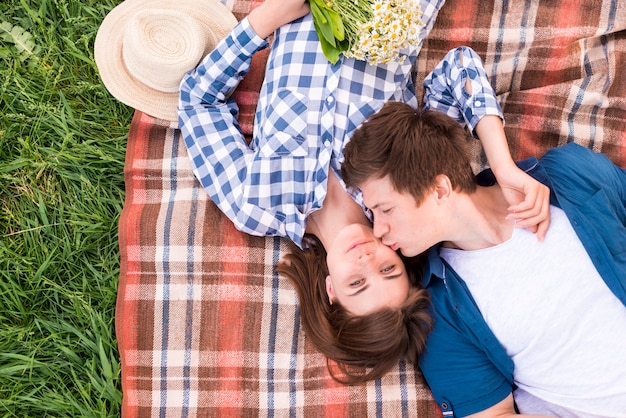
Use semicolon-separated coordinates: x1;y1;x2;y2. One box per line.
248;0;310;39
474;115;551;241
497;163;551;241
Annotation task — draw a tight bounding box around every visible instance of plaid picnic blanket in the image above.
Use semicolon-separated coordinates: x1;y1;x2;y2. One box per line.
117;110;440;417
415;0;626;169
116;0;626;416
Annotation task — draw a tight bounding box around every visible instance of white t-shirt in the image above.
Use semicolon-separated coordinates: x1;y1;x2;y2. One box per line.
440;206;626;416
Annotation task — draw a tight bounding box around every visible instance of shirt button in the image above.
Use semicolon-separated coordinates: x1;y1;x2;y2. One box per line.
326;96;335;105
474;100;482;107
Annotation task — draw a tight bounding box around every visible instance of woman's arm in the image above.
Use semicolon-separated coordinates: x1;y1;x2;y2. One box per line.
248;0;310;39
423;46;550;240
178;1;314;245
474;115;550;240
178;18;266;206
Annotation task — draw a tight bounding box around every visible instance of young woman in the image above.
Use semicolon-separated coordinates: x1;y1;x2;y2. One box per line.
178;0;550;382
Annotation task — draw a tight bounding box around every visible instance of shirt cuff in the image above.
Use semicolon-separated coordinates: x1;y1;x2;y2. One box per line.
463;92;503;138
237;17;270;55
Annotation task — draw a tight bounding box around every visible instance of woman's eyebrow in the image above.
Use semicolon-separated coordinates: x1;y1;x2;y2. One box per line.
350;284;370;297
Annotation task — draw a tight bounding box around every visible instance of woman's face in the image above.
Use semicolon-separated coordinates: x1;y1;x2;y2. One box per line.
325;224;410;316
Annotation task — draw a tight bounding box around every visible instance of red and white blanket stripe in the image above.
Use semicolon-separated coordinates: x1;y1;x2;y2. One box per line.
117;0;625;416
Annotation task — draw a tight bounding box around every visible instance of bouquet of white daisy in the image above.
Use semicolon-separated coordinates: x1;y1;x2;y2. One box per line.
308;0;425;65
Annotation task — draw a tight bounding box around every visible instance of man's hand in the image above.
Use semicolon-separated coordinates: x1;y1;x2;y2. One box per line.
248;0;310;39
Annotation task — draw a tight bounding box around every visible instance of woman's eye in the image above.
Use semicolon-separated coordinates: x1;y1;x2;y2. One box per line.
350;279;363;287
381;265;395;274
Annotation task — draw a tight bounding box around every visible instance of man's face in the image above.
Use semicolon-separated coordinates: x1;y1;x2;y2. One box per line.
361;175;442;257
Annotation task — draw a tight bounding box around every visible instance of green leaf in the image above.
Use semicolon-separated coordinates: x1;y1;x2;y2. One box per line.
309;0;336;47
325;8;345;41
336;38;349;54
308;0;327;24
316;30;341;64
309;0;331;11
0;21;40;59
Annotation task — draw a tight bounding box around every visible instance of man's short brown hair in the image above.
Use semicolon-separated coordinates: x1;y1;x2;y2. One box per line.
342;102;477;203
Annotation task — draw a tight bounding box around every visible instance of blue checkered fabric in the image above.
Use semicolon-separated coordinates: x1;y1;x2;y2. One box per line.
424;46;504;137
178;2;501;248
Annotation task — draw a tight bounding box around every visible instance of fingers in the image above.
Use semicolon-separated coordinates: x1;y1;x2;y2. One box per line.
511;210;550;241
495;165;551;241
535;218;550;242
506;185;551;241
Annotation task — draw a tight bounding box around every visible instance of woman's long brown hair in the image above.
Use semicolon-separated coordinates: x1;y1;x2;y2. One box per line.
276;235;433;384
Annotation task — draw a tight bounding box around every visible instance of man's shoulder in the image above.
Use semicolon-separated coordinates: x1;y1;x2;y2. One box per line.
540;143;624;199
540;143;618;176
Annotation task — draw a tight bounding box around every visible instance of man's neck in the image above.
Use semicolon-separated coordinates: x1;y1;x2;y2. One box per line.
443;185;516;251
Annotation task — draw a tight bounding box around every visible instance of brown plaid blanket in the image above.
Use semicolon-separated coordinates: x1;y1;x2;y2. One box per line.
415;0;626;168
116;0;626;416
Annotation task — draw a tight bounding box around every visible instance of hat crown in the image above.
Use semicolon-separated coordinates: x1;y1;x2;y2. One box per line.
95;0;237;122
123;9;213;93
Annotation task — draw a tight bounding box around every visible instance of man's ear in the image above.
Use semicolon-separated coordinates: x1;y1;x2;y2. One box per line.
433;174;453;202
325;275;335;305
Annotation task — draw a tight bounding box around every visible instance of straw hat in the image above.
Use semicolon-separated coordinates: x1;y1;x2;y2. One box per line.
95;0;237;122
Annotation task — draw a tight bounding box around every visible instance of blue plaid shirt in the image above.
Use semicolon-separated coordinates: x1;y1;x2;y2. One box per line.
178;3;502;248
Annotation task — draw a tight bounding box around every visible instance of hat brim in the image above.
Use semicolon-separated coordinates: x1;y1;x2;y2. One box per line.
95;0;237;122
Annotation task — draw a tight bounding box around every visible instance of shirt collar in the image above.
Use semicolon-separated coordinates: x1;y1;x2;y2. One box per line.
423;156;551;289
423;245;446;287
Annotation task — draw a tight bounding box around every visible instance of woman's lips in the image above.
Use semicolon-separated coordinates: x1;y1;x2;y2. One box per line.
347;239;370;253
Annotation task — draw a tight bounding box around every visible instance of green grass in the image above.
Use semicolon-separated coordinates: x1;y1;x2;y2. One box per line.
1;0;132;415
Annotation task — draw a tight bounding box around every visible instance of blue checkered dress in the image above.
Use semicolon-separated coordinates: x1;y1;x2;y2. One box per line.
178;3;501;248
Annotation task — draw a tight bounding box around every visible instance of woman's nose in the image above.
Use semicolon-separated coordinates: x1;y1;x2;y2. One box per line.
355;245;373;261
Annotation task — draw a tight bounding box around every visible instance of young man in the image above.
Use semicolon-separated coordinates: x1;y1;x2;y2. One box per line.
341;101;626;417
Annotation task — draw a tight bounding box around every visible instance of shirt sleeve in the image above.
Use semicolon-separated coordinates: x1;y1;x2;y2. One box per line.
423;46;503;137
538;144;626;302
178;19;294;239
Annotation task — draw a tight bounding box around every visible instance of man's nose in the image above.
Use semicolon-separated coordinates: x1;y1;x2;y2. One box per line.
373;219;388;239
